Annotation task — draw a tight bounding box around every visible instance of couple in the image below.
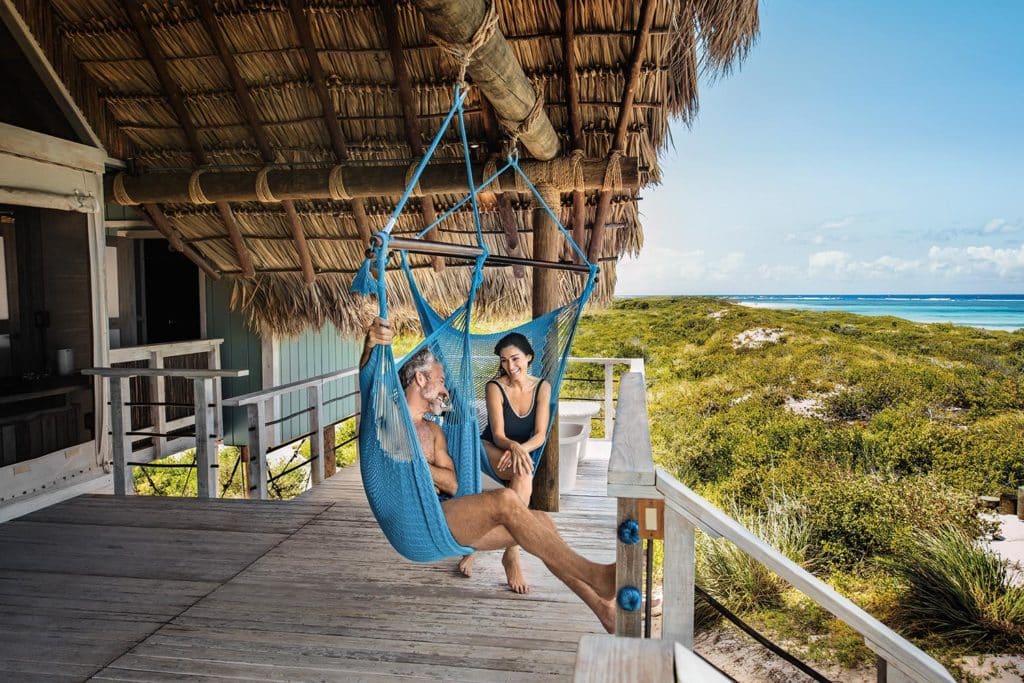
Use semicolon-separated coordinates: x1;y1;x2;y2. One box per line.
362;317;615;633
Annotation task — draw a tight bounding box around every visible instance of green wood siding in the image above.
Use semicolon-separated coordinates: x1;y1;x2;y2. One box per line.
276;325;360;446
205;279;262;446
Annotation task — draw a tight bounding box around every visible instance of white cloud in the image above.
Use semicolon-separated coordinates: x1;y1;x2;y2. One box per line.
981;218;1022;234
617;247;747;293
808;250;849;273
927;244;1024;277
819;216;855;231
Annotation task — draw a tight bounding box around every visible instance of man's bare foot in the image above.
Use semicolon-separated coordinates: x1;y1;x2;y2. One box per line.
502;547;529;593
457;553;474;578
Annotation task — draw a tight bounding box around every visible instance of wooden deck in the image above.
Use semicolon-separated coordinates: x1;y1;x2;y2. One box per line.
0;443;615;682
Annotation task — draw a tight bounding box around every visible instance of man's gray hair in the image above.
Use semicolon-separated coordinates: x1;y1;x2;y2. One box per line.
399;347;437;389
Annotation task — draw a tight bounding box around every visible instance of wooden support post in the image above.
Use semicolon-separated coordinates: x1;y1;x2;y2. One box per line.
308;384;324;485
604;361;615;438
530;183;562;511
207;346;222;439
246;401;269;500
562;0;587;263
109;377;134;496
323;423;336;479
193;378;218;498
149;350;166;459
662;504;696;647
616;498;643;637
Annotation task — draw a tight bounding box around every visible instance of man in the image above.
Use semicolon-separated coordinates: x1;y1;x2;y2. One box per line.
362;317;616;632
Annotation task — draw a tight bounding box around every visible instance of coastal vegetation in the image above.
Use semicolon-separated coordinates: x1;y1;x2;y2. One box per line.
568;296;1024;665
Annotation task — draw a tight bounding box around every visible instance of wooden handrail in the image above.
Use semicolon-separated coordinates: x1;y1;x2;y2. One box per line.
606;371;955;683
223;368;357;407
109;338;223;364
84;368;247;379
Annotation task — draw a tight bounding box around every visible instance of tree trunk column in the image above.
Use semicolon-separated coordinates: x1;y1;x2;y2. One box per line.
530;184;561;511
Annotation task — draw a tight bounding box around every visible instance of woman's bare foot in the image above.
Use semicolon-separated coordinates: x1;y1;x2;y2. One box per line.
458;553;474;577
502;547;529;593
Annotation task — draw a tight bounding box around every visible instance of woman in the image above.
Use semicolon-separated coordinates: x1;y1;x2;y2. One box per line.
458;332;551;593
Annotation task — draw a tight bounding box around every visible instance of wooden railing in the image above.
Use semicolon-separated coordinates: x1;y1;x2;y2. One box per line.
607;372;955;683
564;356;645;437
84;365;249;498
223;368;360;500
108;339;225;461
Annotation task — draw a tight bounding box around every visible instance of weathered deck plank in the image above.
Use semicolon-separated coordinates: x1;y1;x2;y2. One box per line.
0;444;615;681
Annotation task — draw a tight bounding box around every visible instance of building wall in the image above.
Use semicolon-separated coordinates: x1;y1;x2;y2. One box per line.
205;278;361;448
204;278;262;447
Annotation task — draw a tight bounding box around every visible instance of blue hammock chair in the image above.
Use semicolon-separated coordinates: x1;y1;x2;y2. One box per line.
353;87;597;562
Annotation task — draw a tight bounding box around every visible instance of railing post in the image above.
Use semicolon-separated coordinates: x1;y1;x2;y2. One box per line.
616;498;643;637
149;350;166;459
662;504;695;647
308;384;324;485
604;361;614;437
246;401;269;499
193;377;218;498
207;344;223;439
109;377;134;496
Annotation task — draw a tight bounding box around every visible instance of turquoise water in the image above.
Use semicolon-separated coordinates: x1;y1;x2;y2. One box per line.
729;295;1024;331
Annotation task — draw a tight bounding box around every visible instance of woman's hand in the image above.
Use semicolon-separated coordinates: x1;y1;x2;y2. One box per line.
498;443;534;476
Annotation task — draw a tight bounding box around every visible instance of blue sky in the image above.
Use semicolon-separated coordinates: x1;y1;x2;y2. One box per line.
616;1;1024;295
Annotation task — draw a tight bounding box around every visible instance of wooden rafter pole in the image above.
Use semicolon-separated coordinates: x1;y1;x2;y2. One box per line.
480;99;524;277
412;0;560;161
585;0;658;263
142;204;220;280
123;0;252;278
381;0;443;272
196;0;314;284
105;157;640;205
563;0;587;263
287;0;373;246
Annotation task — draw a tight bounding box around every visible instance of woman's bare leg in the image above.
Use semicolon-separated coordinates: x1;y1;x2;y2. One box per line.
460;441;534;593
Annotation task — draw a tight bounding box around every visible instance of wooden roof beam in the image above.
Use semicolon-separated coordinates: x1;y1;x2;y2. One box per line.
381;0;443;272
197;0;314;285
563;0;587;263
586;0;657;263
122;0;254;279
412;0;561;161
141;204;220;281
287;0;373;248
106;156;641;205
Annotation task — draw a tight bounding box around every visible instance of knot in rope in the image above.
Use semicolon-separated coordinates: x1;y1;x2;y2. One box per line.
112;173;136;205
188;169;213;204
255;166;278;203
602;149;624;193
498;84;545;150
328;164;351;200
428;0;499;87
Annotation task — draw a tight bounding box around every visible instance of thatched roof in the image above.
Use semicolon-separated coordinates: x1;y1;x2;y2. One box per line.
19;0;758;336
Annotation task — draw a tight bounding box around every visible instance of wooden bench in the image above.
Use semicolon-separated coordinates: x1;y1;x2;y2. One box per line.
573;634;728;682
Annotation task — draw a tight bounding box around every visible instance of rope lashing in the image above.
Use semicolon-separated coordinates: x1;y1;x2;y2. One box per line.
617;586;642;612
188;169;213;204
405;160;425;196
429;0;499;86
499;84;546;150
112;173;136;205
551;150;586;192
328;164;351;200
602;149;624;193
482;157;500;193
617;519;641;545
570;148;586;192
255;166;278;203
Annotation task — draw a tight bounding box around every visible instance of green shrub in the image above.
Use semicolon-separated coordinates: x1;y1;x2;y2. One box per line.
697;497;814;612
887;526;1024;651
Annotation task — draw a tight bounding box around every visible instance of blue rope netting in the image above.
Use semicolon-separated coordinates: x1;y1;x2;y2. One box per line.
352;86;598;562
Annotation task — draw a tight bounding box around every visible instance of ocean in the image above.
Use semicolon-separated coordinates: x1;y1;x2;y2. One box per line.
729;294;1024;331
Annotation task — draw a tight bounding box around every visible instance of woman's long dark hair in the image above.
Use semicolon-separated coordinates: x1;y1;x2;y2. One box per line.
494;333;534;377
